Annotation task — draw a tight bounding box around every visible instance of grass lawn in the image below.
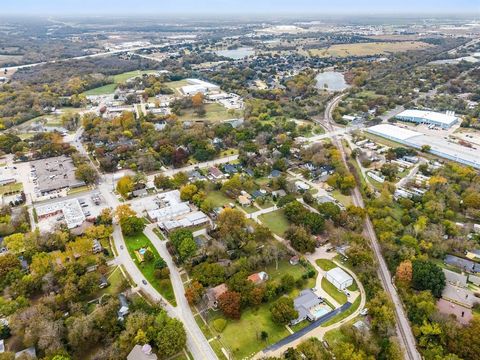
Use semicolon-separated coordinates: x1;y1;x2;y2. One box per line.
124;232;176;306
290;320;310;333
83;83;118;96
195;314;213;339
209;338;228;360
238;205;258;214
67;185;91;195
258;209;290;236
321;277;347;305
331;190;352;207
177;103;241;122
264;259;318;296
164;79;191;93
101;266;129;296
208;305;290;360
316;259;337;271
322;296;361;327
219;148;239;157
0;182;23;196
347;281;358;291
112;70;158;83
206;191;233;207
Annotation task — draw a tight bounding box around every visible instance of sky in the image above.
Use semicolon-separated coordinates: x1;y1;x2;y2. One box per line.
3;0;480;16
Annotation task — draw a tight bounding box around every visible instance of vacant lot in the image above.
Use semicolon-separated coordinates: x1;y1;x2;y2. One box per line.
177;103;240;123
82;70;158;95
124;232;176;305
258;209;290;236
310;41;433;57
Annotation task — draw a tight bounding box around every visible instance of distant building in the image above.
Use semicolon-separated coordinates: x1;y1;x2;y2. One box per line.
181;79;220;96
206;283;228;308
325;267;353;290
396;109;458;129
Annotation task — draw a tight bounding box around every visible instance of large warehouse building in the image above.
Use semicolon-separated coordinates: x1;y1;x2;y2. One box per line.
325;267;353;290
396;109;459;129
367;124;480;169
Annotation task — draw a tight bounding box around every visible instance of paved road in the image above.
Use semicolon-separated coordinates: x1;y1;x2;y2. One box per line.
322;94;421;360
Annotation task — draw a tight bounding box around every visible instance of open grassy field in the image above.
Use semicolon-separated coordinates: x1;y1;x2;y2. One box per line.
258;209;290;236
205;190;233;208
177;103;241;122
124;232;176;306
331;190;352;207
208;305;290;360
321;277;347;305
310;41;433;58
164;79;191;94
82;70;157;95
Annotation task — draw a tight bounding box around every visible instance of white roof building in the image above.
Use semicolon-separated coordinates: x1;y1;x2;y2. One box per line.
181;79;220;95
36;199;86;229
325;267;353;290
396;109;459;128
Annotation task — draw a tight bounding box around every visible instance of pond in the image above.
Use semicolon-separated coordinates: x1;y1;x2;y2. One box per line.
215;47;255;59
315;71;349;92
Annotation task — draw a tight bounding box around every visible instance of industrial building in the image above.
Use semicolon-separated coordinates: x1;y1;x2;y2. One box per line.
30;155;85;196
395;109;459;129
367;124;480;169
181;78;220;96
325;267;353;290
36;198;86;229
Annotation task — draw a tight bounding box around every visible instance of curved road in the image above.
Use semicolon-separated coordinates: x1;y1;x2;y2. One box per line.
322;94;421;360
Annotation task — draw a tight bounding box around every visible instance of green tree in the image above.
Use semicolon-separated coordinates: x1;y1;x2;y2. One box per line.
270;297;298;325
412;260;446;298
75;163;98;184
285;225;315;253
120;216;145;236
116;175;134;197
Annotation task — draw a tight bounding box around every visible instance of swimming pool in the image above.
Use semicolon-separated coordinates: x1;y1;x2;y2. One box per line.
312;304;332;319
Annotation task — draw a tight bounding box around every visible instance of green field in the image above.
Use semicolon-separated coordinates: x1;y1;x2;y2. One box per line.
206;191;233;208
0;182;23;196
83;70;158;96
124;232;176;306
322;296;361;327
316;259;337;271
321;277;347;305
208;305;290;360
177;103;241;123
258;209;290;236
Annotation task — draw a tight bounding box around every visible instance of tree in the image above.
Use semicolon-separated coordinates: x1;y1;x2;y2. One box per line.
0;252;21;278
270;297;298;325
75;163;98;184
412;260;446;298
180;184;198;201
177;237;197;261
396;260;413;284
185;281;204;305
218;291;241;319
97;208;113;225
191;92;204;107
421;145;431;153
116;175;134;197
192;262;226;286
285;225;315;253
115;205;136;222
3;233;26;254
154;174;173;190
154;313;187;359
120;216;145;236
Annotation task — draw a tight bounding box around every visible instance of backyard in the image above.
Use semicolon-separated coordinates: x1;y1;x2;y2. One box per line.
124;232;176;306
258;209;290;236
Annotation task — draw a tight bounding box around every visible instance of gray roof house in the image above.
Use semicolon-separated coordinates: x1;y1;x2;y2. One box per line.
291;289;324;325
127;344;158;360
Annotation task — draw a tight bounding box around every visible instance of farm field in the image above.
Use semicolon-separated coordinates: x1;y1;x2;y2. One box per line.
310;41;433;57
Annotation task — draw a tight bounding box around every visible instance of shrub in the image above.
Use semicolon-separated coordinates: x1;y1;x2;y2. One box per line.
213;318;227;332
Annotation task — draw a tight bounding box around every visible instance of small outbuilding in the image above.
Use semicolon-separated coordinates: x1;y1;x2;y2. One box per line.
325;267;353;290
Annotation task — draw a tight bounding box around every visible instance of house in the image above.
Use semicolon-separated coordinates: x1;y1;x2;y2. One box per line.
132;188;148;198
99;275;109;289
295;181;310;192
272;189;287;198
291;289;326;325
442;283;480;308
247;271;269;285
444;255;480;273
92;239;103;254
15;347;37;359
127;344;158;360
325;267;353;290
290;255;300;265
206;283;228;308
238;195;251;207
269;170;281;178
118;293;129;320
223;164;238;174
209;167;224;180
443;269;467;288
251;189;267;199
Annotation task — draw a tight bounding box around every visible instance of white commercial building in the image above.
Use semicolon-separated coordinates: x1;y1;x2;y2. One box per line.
36;198;86;229
396;109;459;129
325;267;353;290
181;79;220;96
367;124;480;169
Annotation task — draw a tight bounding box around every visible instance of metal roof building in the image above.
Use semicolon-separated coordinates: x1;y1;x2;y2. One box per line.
396;109;459;129
325;267;353;290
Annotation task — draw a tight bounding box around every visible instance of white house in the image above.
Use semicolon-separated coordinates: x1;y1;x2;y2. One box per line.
325;267;353;290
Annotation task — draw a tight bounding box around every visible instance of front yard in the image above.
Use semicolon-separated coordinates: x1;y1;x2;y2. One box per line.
124;232;176;306
321;277;347;305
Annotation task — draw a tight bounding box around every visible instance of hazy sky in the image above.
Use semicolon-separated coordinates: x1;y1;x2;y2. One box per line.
3;0;480;16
